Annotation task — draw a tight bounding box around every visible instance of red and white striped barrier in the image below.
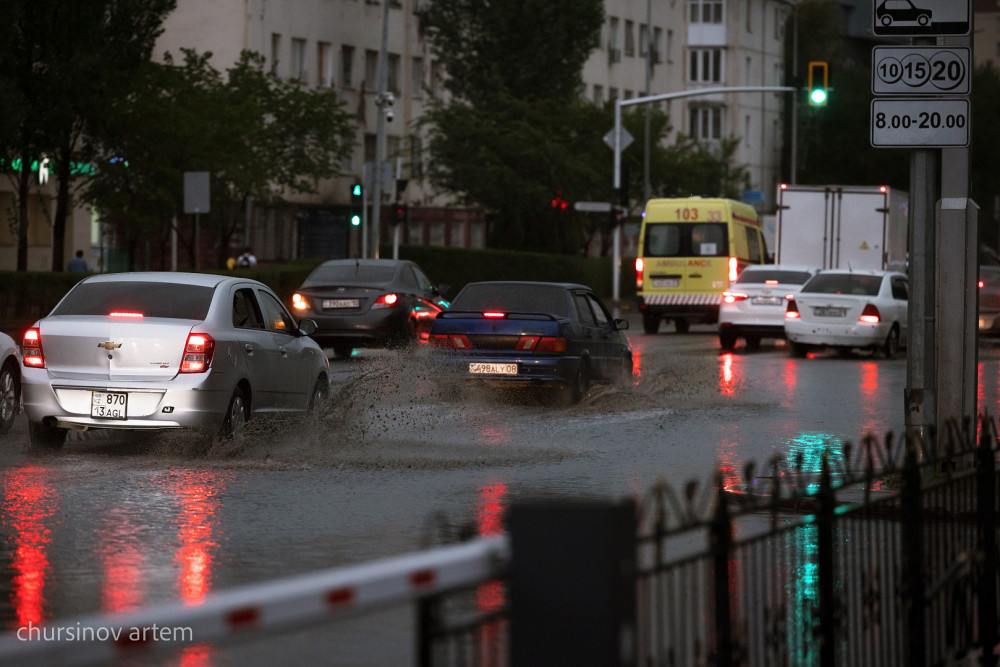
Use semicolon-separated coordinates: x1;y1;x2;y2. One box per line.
0;534;509;667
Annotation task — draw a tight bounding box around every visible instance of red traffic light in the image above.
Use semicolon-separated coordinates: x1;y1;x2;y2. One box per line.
550;190;569;210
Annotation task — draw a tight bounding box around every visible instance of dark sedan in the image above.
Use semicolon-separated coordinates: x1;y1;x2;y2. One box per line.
290;259;449;358
428;281;632;404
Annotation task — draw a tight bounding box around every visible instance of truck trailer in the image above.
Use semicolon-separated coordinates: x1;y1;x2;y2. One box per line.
774;184;908;271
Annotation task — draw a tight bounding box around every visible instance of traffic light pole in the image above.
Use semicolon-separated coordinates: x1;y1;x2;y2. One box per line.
612;86;796;301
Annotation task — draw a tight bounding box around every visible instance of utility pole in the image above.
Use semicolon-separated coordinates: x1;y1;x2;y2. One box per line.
370;0;393;259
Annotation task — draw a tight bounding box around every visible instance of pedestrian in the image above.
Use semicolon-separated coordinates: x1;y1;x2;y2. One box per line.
236;247;257;268
67;250;88;272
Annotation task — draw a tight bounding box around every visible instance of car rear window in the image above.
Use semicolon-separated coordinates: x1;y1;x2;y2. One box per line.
307;264;396;284
801;273;883;296
51;282;215;319
643;222;729;258
451;284;569;316
736;269;814;285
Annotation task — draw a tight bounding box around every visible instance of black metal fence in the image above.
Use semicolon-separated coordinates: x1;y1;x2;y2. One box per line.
421;416;1000;666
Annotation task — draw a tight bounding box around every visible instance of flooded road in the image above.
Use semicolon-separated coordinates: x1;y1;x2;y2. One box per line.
2;325;1000;665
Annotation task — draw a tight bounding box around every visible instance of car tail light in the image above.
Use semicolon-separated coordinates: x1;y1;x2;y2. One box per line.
723;291;749;304
109;311;143;319
728;257;739;282
22;328;44;368
533;337;567;352
483;312;505;319
785;299;800;319
859;303;881;324
372;293;399;309
180;333;215;373
291;293;309;311
635;258;644;290
979;280;985;289
431;334;473;349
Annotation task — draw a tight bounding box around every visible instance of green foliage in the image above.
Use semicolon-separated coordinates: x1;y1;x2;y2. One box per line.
82;49;355;269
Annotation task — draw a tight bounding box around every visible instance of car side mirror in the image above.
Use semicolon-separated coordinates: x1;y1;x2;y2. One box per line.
614;318;629;331
298;319;318;336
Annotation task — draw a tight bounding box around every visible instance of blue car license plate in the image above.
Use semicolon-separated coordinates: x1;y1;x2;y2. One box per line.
468;363;518;376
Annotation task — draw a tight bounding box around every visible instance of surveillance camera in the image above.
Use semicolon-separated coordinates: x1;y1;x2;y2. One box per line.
385;108;394;122
384;92;395;106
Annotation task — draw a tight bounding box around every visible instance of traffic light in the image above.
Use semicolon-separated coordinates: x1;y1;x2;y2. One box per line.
550;190;568;210
390;202;407;226
807;61;828;106
350;183;362;226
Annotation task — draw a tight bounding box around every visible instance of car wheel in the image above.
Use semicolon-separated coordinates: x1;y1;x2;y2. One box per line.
28;421;66;450
881;15;892;26
642;314;659;335
790;342;809;358
562;361;591;405
308;376;329;411
674;319;690;334
719;331;737;351
220;387;249;439
0;360;19;434
621;355;634;385
745;335;762;350
883;327;899;360
917;14;929;26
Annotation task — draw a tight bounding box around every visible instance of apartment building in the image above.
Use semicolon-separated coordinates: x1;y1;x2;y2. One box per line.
1;0;796;270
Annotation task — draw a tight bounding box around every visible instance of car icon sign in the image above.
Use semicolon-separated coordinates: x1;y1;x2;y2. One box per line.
876;0;932;27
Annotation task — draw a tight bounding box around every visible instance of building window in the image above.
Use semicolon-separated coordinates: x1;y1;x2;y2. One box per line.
689;104;723;141
410;135;423;180
387;53;401;95
411;57;423;97
744;56;751;85
291;38;307;82
364;133;376;163
317;42;333;88
341;45;355;88
608;16;620;51
690;48;723;83
744;115;751;147
746;0;752;32
640;24;649;57
625;20;635;57
609;87;618;102
430;60;443;97
270;33;282;75
593;84;603;104
690;0;724;24
365;49;379;91
653;27;663;63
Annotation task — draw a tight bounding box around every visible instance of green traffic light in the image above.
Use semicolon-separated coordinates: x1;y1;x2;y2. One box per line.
352;184;362;197
810;89;827;105
351;214;360;226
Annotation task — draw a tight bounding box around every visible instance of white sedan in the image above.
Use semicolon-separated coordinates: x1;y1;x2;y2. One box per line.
784;269;908;358
20;272;331;450
718;265;820;350
0;331;19;433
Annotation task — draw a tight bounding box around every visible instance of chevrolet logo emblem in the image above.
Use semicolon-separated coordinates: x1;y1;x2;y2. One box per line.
97;341;122;350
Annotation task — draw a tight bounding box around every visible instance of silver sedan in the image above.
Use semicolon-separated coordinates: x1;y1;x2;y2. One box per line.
0;331;19;434
20;272;330;449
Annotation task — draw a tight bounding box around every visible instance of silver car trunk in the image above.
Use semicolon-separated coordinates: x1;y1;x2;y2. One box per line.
39;317;196;381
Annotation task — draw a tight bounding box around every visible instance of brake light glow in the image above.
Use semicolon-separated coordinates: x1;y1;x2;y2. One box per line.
291;293;309;311
483;312;506;319
859;303;881;324
534;337;567;352
765;280;778;285
109;312;143;319
431;334;473;349
22;328;44;368
180;333;215;373
372;293;399;309
723;291;749;304
635;257;644;290
785;299;800;319
728;257;738;282
979;280;985;289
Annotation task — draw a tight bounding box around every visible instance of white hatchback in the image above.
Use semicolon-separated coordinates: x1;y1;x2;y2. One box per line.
784;269;908;358
718;265;820;350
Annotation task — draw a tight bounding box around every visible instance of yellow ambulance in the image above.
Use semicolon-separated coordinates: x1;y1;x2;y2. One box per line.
635;197;767;334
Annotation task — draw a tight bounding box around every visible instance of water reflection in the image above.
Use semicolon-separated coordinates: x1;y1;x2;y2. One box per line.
859;361;880;437
100;509;145;613
476;483;506;667
166;471;228;605
719;353;736;397
1;466;59;628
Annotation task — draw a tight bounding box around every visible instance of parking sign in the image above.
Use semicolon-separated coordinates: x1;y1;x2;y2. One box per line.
873;0;970;37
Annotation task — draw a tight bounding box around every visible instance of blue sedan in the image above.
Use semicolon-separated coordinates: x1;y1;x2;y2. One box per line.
428;281;632;403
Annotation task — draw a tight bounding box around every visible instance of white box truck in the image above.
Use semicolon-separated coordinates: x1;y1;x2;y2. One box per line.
774;184;908;271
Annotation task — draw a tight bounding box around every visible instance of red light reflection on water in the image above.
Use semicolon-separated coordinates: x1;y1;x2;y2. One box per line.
100;510;145;613
719;353;736;397
2;466;58;628
630;341;642;382
859;362;880;437
475;483;507;666
168;472;227;605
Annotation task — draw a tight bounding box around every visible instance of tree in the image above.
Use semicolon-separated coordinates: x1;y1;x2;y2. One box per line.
0;0;176;271
83;50;355;269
